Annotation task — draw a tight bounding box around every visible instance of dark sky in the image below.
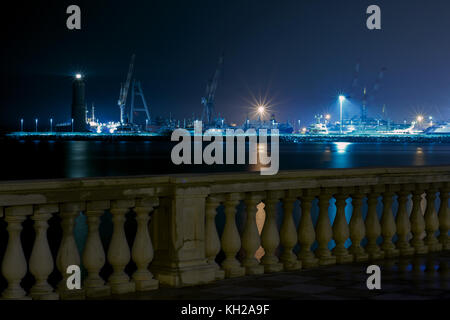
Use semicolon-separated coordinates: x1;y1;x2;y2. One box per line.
2;0;450;130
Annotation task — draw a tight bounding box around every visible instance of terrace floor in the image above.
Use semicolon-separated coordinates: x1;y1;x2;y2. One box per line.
104;251;450;300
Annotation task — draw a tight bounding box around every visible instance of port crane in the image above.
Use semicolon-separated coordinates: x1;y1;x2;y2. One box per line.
118;54;135;124
202;54;224;126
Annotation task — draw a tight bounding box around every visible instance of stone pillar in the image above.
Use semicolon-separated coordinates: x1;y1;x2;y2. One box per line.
332;190;353;264
260;191;283;273
365;192;384;260
107;200;136;294
349;192;368;262
150;186;216;287
410;187;428;254
424;187;443;252
221;193;246;278
297;190;319;268
396;189;414;256
280;191;301;270
30;204;59;300
381;189;399;258
316;189;336;266
57;202;85;299
438;186;449;250
83;201;111;298
132;197;159;291
205;196;225;279
1;205;32;300
241;193;264;275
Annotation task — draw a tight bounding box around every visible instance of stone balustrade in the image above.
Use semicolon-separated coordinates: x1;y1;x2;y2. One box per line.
0;166;449;299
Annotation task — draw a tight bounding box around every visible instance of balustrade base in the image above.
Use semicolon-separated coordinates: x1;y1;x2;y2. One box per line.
412;245;429;255
334;253;354;264
382;248;399;258
85;284;111;298
298;255;319;269
135;278;159;292
262;262;284;273
152;263;217;287
215;269;225;280
426;242;443;253
317;255;337;266
244;264;265;275
57;287;85;300
367;251;385;261
398;246;415;256
282;260;302;271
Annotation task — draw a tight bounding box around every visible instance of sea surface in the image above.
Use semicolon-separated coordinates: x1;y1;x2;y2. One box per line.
0;140;449;181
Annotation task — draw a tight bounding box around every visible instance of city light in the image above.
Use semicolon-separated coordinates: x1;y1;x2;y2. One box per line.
338;95;346;134
417;115;424;123
257;105;265;114
35;118;38;132
75;74;82;79
325;114;331;120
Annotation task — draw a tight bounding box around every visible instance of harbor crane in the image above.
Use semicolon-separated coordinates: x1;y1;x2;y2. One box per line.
202;54;224;126
118;54;135;124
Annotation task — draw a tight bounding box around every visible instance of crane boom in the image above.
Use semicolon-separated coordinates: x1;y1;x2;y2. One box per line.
202;54;224;126
118;54;136;123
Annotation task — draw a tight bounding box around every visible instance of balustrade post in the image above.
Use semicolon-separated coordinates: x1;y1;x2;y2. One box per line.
332;189;353;264
57;202;85;300
410;187;428;254
30;204;59;300
241;193;264;275
261;191;283;273
381;188;399;258
280;191;301;270
107;200;136;294
83;201;111;298
1;206;32;300
221;193;245;278
349;191;368;262
205;196;225;279
132;197;159;291
297;190;319;268
396;188;414;256
438;185;449;250
424;187;442;252
316;189;336;266
365;191;384;260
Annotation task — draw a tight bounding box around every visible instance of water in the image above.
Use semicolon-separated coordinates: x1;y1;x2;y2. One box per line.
1;140;449;181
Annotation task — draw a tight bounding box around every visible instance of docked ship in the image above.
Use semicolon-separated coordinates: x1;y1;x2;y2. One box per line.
424;122;450;135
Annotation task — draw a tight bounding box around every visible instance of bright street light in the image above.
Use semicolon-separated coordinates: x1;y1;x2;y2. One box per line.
417;115;424;123
338;95;346;134
75;74;82;79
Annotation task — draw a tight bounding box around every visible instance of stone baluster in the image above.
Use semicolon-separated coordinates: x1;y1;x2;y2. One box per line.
241;193;264;275
332;190;353;264
57;202;85;299
316;189;336;266
132;197;159;291
438;186;449;250
107;200;136;294
380;189;399;258
349;192;368;262
280;191;301;270
410;188;428;254
260;191;283;273
1;205;33;299
297;191;319;268
424;187;443;252
30;204;59;300
221;193;245;278
396;188;414;256
83;201;111;298
365;192;384;260
205;196;225;279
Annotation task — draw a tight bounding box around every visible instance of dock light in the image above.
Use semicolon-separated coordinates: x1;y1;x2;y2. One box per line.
50;118;53;132
338;95;346;134
257;105;265;114
35;118;38;132
20;118;23;131
417;115;424;123
325;114;331;120
75;74;82;79
71;118;74;132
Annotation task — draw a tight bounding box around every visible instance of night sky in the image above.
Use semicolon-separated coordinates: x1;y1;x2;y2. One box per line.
2;0;450;130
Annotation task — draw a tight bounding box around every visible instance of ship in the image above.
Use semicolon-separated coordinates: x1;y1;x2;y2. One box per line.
424;122;450;135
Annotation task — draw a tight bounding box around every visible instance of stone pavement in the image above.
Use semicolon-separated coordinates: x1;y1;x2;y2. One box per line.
104;251;450;300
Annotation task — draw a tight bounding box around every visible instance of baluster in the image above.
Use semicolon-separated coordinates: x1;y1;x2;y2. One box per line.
261;191;283;273
280;192;301;270
332;191;353;264
205;196;225;279
107;200;136;294
221;193;245;278
1;206;32;299
365;192;384;260
396;189;414;256
132;198;159;291
424;187;442;252
297;191;319;268
57;202;85;299
438;186;449;250
380;189;399;258
241;194;264;275
30;204;59;300
410;188;428;254
83;201;111;298
349;192;368;262
316;189;336;265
